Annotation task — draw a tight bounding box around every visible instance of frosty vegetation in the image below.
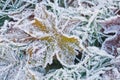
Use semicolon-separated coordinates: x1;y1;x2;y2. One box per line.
0;0;120;80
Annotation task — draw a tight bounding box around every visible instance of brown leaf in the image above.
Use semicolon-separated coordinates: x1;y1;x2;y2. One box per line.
100;16;120;34
100;16;120;56
102;34;120;56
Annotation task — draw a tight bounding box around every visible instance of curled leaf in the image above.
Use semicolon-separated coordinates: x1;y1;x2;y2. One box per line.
100;16;120;34
100;16;120;56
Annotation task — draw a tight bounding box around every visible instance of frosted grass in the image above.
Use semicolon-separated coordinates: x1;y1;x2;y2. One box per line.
0;0;120;80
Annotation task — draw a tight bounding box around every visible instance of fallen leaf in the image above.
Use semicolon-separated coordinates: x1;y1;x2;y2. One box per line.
100;16;120;56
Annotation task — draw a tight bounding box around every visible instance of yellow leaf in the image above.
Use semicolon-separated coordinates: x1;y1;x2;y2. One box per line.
39;36;54;42
57;34;80;55
33;19;48;33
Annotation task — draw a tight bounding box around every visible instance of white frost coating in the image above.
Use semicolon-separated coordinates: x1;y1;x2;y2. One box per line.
99;15;120;34
0;0;120;80
26;40;55;68
8;10;34;20
87;47;114;58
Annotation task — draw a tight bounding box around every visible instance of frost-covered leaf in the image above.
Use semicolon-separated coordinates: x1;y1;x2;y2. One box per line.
56;34;81;65
0;23;37;47
33;4;83;66
100;16;120;56
57;17;81;34
100;16;120;34
26;40;55;68
0;3;83;68
24;5;81;67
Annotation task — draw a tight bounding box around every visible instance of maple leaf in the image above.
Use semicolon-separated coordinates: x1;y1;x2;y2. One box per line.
28;4;83;66
0;3;83;68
